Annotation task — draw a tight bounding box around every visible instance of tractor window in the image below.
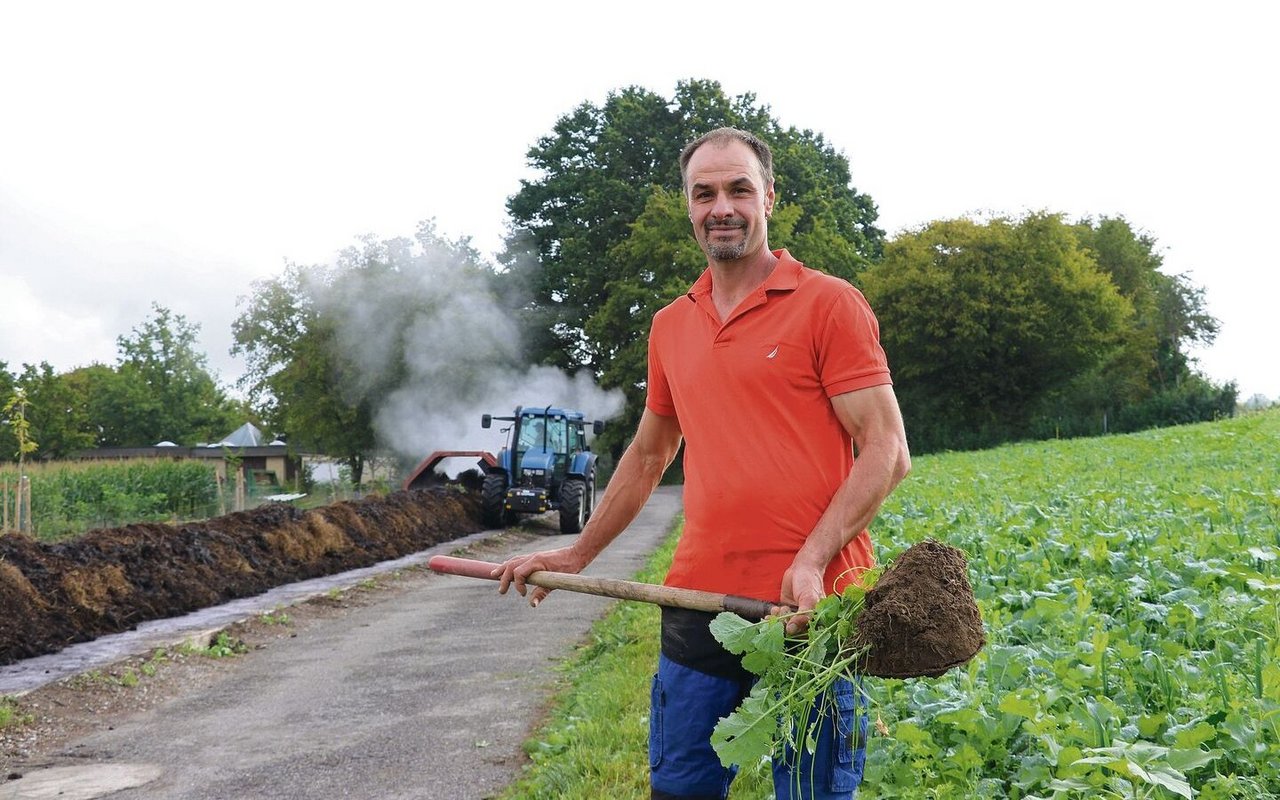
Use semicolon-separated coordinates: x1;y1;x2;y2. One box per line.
567;423;582;453
518;417;546;451
547;418;567;453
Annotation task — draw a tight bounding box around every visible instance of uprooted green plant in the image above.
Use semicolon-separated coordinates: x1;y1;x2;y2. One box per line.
709;573;879;769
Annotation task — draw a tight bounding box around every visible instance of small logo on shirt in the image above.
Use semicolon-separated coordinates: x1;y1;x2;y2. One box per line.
765;345;779;359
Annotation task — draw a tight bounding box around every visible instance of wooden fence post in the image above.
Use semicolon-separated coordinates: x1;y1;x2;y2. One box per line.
22;475;32;534
216;471;227;517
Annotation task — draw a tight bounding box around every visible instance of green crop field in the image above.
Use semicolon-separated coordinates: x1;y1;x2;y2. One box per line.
863;409;1280;798
503;409;1280;800
0;459;220;540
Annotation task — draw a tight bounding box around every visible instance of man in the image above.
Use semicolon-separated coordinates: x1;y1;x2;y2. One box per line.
495;127;910;799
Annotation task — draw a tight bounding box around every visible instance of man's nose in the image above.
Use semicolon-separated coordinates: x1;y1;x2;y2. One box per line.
710;191;736;218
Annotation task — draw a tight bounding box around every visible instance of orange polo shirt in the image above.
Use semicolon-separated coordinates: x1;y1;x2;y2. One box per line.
646;250;892;602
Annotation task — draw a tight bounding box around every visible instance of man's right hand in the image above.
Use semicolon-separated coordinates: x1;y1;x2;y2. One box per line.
491;546;588;607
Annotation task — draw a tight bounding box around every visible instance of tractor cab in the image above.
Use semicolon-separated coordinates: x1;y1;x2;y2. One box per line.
480;405;604;534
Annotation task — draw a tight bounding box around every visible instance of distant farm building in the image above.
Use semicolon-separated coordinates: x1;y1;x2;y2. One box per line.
73;422;301;490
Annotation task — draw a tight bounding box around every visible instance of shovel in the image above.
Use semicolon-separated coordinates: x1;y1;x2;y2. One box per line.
427;555;781;619
429;539;986;680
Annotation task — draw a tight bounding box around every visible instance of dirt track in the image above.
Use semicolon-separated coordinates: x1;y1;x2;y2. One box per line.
0;488;483;665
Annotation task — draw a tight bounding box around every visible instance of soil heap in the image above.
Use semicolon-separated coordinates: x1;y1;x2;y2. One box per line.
0;487;482;666
855;539;986;679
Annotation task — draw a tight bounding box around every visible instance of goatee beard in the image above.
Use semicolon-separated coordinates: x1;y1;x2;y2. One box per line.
705;218;748;261
707;240;748;260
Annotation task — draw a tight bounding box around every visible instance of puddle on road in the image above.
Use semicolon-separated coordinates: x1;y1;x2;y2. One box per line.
0;530;497;697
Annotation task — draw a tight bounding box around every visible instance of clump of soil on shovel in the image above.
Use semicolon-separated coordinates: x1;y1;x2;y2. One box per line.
854;539;985;679
0;487;483;666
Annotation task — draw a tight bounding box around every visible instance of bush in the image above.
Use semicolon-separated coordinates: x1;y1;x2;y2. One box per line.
1113;376;1237;433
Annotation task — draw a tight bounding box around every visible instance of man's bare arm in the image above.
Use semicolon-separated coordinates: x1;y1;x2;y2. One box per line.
493;408;683;605
779;383;911;632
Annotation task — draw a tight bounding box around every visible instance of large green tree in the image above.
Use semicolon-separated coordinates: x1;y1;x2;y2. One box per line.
0;307;238;460
861;213;1134;451
233;262;376;484
11;362;96;459
110;303;238;446
1054;216;1230;433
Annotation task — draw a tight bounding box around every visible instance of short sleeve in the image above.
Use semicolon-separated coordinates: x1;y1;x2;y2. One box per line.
818;286;893;397
645;316;677;417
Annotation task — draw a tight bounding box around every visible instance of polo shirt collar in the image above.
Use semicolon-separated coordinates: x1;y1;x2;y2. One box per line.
686;249;802;301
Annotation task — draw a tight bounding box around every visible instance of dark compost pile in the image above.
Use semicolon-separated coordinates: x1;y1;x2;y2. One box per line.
0;487;482;666
855;539;986;679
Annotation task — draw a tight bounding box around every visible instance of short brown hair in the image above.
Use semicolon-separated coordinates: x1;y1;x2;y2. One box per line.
679;127;774;194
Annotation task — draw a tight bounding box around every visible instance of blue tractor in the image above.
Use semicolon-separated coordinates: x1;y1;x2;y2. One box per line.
480;405;604;534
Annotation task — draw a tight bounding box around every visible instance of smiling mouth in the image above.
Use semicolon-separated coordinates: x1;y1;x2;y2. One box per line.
707;221;746;234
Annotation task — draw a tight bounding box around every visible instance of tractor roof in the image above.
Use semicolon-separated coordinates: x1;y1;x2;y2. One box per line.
515;405;587;421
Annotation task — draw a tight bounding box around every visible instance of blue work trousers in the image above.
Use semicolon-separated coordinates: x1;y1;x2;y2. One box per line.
649;654;867;799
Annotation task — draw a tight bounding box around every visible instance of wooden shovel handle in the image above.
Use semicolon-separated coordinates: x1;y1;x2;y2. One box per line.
427;555;780;620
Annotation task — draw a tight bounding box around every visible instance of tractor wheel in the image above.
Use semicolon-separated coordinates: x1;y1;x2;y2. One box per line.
481;473;509;528
559;478;586;535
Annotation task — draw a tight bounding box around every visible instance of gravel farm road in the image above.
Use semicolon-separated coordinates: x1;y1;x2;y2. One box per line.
1;486;683;800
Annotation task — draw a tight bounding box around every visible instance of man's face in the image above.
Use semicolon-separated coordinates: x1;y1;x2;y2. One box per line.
685;140;775;263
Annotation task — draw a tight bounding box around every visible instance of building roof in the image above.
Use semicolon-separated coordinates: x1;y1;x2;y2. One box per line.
216;422;266;448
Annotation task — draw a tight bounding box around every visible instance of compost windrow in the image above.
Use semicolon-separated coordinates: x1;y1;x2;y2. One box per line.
0;488;482;665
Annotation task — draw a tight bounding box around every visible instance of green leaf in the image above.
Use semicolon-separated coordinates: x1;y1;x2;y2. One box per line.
741;621;786;675
1165;747;1223;772
1171;721;1217;750
1247;546;1277;562
1137;713;1167;738
710;683;777;767
997;692;1040;720
1144;766;1193;799
709;612;759;655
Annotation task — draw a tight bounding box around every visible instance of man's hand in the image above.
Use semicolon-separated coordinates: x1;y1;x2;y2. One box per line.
778;561;827;636
491;546;588;608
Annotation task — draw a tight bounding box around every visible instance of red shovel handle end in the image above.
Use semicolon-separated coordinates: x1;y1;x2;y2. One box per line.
428;555;502;581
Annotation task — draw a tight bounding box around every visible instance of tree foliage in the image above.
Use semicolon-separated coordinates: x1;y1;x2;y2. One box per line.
861;214;1135;450
233;261;376;485
8;363;95;459
0;306;239;461
863;213;1231;451
110;303;238;446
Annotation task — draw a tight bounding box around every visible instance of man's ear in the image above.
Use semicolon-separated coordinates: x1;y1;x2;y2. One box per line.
765;182;776;217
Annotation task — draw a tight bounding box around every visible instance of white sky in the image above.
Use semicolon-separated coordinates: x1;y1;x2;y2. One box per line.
2;1;1276;401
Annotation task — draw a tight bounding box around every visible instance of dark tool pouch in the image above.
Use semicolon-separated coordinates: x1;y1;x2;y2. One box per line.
660;606;752;683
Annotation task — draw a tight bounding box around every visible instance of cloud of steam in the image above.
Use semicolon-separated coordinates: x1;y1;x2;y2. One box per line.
309;229;625;465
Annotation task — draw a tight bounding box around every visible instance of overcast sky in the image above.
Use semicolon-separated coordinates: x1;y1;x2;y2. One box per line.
2;1;1276;402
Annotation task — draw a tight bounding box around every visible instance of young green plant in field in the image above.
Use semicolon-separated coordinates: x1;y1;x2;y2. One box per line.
709;575;876;769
